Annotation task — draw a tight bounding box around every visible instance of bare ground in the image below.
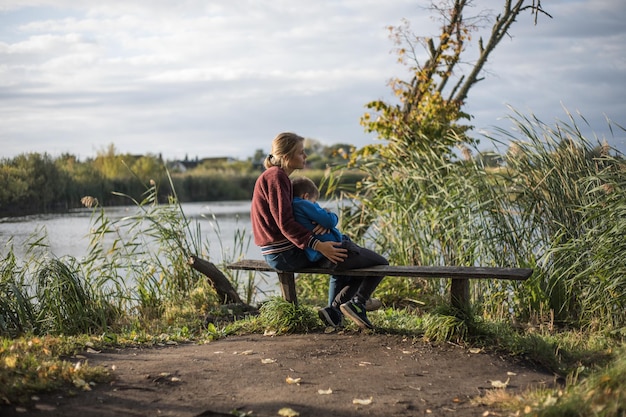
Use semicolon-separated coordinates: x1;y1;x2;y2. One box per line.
1;331;555;417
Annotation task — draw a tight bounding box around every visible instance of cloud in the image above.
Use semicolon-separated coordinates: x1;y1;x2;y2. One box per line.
0;0;624;161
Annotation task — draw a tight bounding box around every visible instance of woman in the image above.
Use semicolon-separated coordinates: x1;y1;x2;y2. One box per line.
251;132;387;329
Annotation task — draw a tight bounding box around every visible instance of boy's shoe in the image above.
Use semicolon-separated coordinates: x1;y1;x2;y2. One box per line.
340;299;374;329
318;306;344;328
365;298;382;311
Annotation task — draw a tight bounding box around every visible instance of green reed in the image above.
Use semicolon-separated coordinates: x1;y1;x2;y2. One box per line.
0;169;256;337
343;109;625;331
487;110;625;329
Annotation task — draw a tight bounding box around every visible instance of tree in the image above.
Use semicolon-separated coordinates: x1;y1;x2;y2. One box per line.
340;0;552;268
358;0;551;157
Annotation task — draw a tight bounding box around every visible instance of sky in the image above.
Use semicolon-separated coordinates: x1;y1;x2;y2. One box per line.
1;0;625;162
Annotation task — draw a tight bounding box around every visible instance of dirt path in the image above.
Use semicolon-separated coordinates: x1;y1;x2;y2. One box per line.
2;332;554;417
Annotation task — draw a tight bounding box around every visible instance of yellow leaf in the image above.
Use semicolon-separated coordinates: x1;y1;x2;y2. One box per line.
4;355;17;368
489;378;510;389
278;407;300;416
352;397;373;405
73;378;92;391
285;376;301;385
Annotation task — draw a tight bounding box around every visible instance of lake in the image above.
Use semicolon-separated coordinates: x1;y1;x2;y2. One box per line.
0;201;262;263
0;200;347;301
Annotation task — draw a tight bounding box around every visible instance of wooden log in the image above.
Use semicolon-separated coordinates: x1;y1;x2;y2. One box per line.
188;255;243;305
450;279;470;311
278;272;298;304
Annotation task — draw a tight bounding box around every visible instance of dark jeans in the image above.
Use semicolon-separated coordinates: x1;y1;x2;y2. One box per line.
263;239;388;308
263;247;313;272
317;236;388;307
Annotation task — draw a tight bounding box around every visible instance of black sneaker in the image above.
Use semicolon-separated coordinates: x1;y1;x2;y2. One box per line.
318;306;344;328
340;299;373;329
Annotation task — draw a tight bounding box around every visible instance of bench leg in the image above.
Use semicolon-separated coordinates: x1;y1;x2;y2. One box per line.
278;272;298;304
450;279;470;311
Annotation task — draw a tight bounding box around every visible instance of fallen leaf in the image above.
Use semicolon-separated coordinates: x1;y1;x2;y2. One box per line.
543;395;557;407
359;361;372;366
506;371;517;376
264;329;277;336
286;376;301;385
33;404;56;412
489;377;510;388
86;348;100;354
352;397;373;405
318;388;333;395
469;348;482;354
4;356;16;368
72;378;92;391
278;407;300;416
261;358;276;364
239;350;254;355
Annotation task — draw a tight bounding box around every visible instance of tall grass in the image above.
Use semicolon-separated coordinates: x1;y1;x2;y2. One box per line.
486;111;625;329
0;173;255;337
343;110;625;331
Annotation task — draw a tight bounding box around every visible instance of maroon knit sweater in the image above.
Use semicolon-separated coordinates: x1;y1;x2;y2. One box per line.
251;166;317;254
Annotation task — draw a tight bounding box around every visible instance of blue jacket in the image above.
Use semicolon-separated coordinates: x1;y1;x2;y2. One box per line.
292;197;343;262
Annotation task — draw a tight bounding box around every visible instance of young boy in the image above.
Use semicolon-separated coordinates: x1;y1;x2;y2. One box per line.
291;176;386;329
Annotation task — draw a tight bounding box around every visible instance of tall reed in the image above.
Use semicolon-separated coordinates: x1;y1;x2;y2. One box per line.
485;111;625;329
343;110;625;330
0;170;255;337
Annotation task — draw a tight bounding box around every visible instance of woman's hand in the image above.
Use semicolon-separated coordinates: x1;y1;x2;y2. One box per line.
316;241;347;264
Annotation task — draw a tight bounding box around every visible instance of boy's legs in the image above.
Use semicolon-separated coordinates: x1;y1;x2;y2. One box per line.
331;245;388;306
320;239;388;328
328;275;350;307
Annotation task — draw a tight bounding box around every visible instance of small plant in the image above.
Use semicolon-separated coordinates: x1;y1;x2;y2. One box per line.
422;304;477;343
258;298;319;334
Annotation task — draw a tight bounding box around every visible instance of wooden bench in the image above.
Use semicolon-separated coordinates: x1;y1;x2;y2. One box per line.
227;259;533;310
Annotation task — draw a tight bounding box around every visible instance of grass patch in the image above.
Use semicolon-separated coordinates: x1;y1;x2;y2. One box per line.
0;335;113;405
258;297;320;334
474;345;626;417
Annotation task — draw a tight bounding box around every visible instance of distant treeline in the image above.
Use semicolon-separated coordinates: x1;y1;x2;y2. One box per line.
0;142;362;216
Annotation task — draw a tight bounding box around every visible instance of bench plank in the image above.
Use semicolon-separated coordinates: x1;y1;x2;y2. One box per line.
227;259;532;309
227;259;532;280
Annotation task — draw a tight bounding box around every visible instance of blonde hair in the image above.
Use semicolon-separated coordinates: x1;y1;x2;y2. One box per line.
264;132;305;170
291;176;320;200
